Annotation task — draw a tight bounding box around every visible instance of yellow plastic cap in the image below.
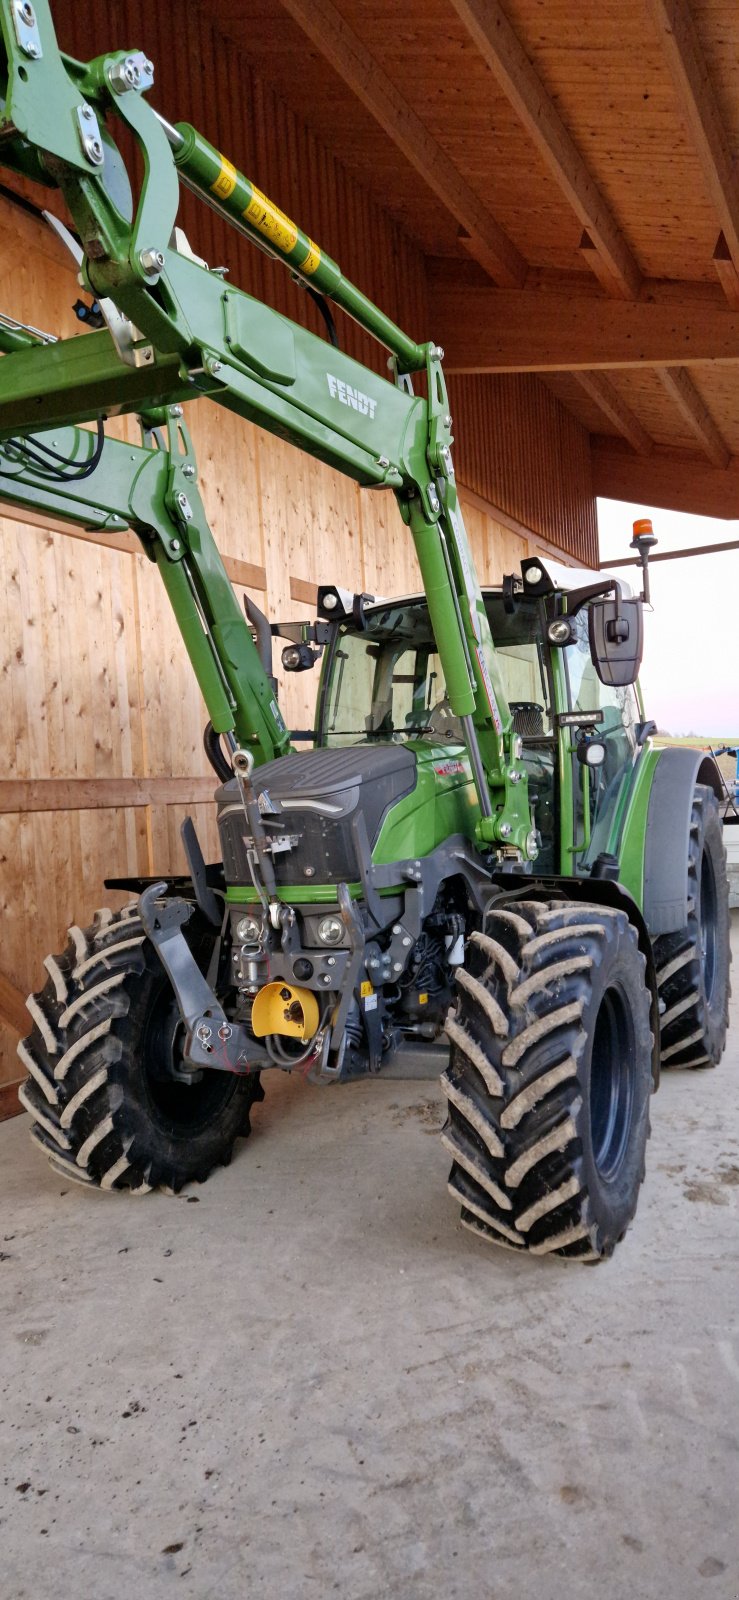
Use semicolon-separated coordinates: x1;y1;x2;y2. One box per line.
251;981;320;1041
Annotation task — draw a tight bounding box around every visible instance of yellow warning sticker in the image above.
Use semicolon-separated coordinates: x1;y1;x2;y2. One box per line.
360;980;374;999
299;239;322;275
243;185;299;254
211;156;238;201
418;992;429;1005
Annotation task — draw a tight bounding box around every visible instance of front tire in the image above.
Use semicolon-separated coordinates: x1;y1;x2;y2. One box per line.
18;904;262;1192
441;900;653;1261
653;784;731;1069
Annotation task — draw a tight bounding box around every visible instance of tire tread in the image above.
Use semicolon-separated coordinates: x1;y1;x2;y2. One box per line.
441;899;652;1261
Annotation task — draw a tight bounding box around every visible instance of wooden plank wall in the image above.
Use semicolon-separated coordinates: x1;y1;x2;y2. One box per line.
0;0;597;1115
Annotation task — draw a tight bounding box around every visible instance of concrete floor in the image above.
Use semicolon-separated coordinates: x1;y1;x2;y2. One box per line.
2;921;739;1600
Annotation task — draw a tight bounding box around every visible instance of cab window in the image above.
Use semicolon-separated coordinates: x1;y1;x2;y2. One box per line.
564;609;639;868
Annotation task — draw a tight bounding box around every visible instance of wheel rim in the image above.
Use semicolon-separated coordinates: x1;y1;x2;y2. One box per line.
699;846;718;1002
589;983;635;1182
142;978;236;1134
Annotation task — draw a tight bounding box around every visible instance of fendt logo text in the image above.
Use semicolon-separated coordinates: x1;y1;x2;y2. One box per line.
326;373;377;419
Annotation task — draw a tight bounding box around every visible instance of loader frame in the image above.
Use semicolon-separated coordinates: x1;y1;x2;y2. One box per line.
0;0;536;858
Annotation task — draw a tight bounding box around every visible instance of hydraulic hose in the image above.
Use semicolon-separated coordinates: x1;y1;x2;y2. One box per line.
203;720;233;783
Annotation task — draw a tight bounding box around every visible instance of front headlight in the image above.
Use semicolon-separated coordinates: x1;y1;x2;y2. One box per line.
236;913;263;944
317;915;344;946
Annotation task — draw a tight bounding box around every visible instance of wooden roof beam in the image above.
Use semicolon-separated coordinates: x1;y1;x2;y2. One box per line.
713;232;739;310
433;282;739;371
573;372;654;456
647;0;739;298
277;0;527;287
450;0;642;300
592;437;739;521
655;366;731;468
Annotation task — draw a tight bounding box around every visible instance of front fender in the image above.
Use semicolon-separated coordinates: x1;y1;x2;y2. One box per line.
484;874;661;1087
640;748;722;937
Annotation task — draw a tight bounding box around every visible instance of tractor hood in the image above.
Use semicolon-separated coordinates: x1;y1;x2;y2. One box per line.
217;744;417;889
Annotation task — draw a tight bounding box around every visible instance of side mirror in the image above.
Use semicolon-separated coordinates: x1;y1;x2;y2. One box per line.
588;596;644;687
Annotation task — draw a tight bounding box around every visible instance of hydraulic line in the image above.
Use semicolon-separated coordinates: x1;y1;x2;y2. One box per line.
153;112;425;372
461;715;493;820
203;720;233;783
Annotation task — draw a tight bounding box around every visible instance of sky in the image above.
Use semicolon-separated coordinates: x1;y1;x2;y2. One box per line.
597;498;738;740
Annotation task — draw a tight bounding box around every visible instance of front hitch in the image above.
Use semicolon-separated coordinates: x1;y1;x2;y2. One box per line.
138;882;266;1074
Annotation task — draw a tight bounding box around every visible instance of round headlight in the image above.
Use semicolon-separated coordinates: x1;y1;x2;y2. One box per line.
236;914;262;944
322;592;338;609
526;564;543;585
584;740;606;767
282;645;301;670
547;617;574;646
317;915;344;946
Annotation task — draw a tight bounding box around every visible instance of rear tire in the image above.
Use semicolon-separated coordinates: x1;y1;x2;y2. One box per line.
441;900;653;1261
18;904;263;1193
653;784;731;1069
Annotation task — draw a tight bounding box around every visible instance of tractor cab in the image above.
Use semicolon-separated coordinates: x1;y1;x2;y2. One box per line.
297;560;647;880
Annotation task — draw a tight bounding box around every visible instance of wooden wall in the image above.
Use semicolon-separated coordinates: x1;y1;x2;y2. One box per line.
0;0;597;1114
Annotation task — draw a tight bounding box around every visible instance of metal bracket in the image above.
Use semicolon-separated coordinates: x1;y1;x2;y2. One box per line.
180;816;221;927
321;882;365;1078
75;102;104;168
106;50;154;97
11;0;42;59
138;883;223;1030
138;882;265;1075
42;211;154;368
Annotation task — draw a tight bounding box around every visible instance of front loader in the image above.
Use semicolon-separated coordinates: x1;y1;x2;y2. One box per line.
1;1;730;1259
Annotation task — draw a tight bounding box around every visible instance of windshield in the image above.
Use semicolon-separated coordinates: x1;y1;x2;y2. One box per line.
319;595;553;746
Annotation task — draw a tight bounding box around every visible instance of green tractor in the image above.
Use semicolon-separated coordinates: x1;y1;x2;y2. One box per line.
3;1;730;1260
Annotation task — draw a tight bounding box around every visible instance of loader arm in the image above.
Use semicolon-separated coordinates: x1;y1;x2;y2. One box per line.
0;0;533;856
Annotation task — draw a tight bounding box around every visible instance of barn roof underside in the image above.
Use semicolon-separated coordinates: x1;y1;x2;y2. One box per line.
215;0;739;520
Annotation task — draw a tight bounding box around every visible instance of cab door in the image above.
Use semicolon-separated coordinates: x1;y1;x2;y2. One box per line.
560;607;642;876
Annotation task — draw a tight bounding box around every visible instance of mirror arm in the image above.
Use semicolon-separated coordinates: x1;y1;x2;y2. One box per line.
565;578;616;618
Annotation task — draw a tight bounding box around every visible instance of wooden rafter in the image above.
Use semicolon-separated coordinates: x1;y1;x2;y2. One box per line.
277;0;526;287
592;437;739;520
572;372;653;457
449;0;641;299
713;233;739;311
647;0;739;293
433;282;739;372
655;367;731;469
